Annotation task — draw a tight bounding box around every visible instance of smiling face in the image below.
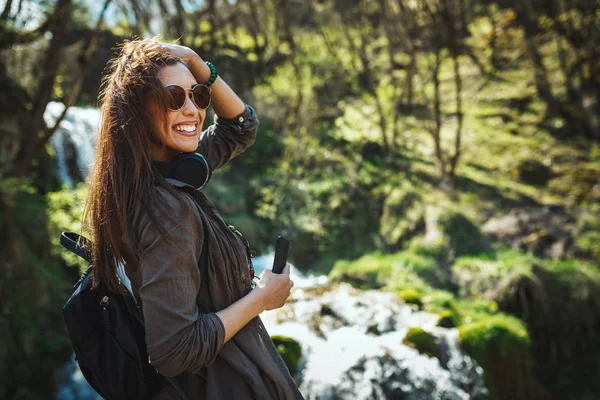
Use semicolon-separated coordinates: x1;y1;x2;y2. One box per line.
150;62;206;161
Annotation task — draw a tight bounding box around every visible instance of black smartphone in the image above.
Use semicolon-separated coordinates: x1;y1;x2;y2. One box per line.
272;236;290;274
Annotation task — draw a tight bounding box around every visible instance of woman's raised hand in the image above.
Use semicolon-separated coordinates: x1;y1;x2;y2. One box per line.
256;263;294;311
157;42;212;83
157;42;203;65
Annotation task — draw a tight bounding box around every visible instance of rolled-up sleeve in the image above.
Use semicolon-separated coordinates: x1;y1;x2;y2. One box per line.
137;189;225;378
197;104;259;172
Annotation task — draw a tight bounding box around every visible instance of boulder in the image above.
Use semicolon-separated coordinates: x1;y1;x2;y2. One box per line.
482;206;576;259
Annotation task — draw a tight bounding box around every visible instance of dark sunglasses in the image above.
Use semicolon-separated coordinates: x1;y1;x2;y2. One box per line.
165;84;211;111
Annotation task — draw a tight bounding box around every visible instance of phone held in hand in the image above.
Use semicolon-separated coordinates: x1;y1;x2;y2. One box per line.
272;236;290;274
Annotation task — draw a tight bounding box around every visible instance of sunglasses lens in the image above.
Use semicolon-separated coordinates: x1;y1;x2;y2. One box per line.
165;85;186;110
192;85;211;109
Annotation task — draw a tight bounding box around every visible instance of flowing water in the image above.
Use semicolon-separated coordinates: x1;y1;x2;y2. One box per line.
45;101;100;188
50;104;488;399
256;257;487;400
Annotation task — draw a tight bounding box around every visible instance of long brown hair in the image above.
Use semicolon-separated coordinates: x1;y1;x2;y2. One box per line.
82;38;184;292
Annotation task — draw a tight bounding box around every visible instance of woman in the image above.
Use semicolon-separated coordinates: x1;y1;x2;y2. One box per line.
81;38;304;399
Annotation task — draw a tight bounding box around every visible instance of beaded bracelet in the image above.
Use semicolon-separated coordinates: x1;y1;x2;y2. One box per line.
205;61;218;87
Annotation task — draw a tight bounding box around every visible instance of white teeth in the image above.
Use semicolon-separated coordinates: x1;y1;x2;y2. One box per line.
174;125;196;132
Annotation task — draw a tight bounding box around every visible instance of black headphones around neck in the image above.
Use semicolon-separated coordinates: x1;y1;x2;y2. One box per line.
153;152;212;190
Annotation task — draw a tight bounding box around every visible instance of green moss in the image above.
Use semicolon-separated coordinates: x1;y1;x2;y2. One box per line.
458;315;539;400
328;252;393;289
328;248;444;290
495;257;600;395
398;289;423;309
459;315;530;358
437;310;456;328
406;238;450;263
451;298;500;325
402;327;440;358
453;248;535;297
422;289;456;311
271;336;302;375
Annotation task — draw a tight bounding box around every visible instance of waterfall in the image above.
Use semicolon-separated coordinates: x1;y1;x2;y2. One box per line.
45;102;100;188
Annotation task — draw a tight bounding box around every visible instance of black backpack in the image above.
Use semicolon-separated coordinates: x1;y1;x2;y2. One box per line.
60;231;162;400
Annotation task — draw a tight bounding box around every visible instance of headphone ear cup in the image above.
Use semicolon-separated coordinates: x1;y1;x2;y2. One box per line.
170;152;212;190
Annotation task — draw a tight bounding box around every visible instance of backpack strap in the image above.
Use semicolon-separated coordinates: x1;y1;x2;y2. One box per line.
60;231;92;263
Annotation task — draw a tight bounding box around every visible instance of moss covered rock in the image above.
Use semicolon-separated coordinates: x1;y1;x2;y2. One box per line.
398;289;423;309
459;315;530;356
271;336;302;375
328;252;392;289
328;248;443;291
437;310;456;328
402;327;440;359
459;315;545;400
496;261;600;397
452;249;534;298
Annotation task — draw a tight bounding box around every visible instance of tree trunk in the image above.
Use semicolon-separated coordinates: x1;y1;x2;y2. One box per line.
431;49;446;181
0;0;13;21
514;0;562;117
449;51;463;179
174;0;186;46
447;0;464;179
14;0;72;177
32;0;113;159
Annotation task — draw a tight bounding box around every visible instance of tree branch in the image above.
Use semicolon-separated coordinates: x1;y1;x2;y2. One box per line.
32;0;114;161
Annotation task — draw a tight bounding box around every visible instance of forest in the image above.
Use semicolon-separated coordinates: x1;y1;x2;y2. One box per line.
0;0;599;399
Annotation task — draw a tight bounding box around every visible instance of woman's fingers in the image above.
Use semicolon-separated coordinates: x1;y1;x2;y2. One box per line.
158;43;202;64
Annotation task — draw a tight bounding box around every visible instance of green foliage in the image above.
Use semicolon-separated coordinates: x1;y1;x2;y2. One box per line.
271;336;302;375
402;328;440;359
549;161;600;206
574;207;600;263
0;180;72;398
47;184;89;272
438;210;492;257
380;182;425;247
